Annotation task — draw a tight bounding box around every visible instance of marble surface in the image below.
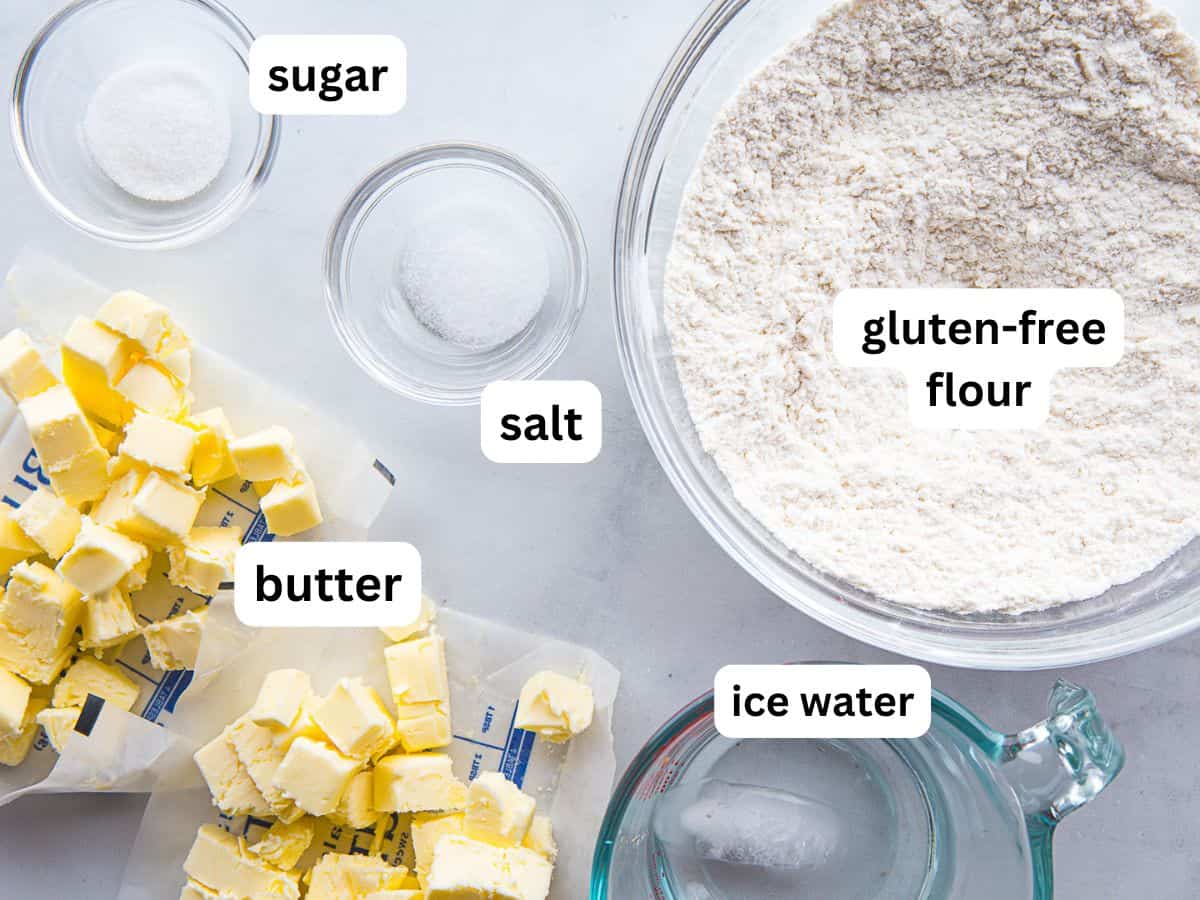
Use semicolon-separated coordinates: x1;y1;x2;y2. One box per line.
0;0;1197;895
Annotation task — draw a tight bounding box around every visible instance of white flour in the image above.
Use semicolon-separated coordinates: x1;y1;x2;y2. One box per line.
665;0;1200;613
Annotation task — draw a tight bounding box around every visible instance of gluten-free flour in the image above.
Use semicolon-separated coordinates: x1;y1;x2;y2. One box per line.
665;0;1200;613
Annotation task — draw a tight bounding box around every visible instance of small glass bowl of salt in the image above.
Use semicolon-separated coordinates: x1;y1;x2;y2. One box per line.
11;0;279;249
324;143;587;405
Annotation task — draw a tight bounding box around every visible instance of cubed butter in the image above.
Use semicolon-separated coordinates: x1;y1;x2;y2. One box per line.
521;816;556;863
89;416;122;454
423;835;543;900
504;847;553;900
305;853;410;899
385;635;450;707
226;715;304;823
463;772;536;848
121;552;153;593
0;697;47;766
272;736;360;817
0;623;71;685
20;382;104;473
182;825;300;900
0;665;31;736
179;879;221;900
312;677;395;760
57;517;149;595
411;812;464;891
514;671;594;743
79;586;140;651
118;411;197;476
53;655;140;711
260;474;323;537
374;753;467;814
194;726;272;818
380;595;436;643
116;359;189;419
0;329;57;402
12;491;82;559
248;817;316;871
0;561;83;682
162;347;191;385
60;317;136;427
46;444;111;506
187;408;238;486
393;702;453;754
142;608;206;671
114;471;205;548
0;506;41;574
230;426;301;483
97;291;190;358
36;704;80;754
331;768;376;830
249;669;312;731
167;525;241;597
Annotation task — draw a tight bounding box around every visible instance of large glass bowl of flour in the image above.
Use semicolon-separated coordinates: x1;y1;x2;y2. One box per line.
615;0;1200;669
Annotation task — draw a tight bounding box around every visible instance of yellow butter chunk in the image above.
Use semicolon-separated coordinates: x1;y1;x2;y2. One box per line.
79;586;140;651
0;329;58;402
179;879;223;900
514;671;594;743
374;752;467;814
273;735;361;817
187;407;238;486
53;655;140;711
36;705;80;753
20;383;105;471
127;471;205;548
167;525;241;597
118;411;198;476
61;316;137;427
380;594;436;644
385;635;450;707
161;347;191;385
194;726;273;818
142;608;207;671
88;416;122;454
58;517;149;595
312;677;396;760
0;506;41;574
426;836;552;900
115;359;190;419
230;426;302;483
521;816;556;863
47;444;112;506
12;491;82;559
411;812;464;891
305;853;410;900
182;825;301;900
121;552;153;593
0;665;31;736
248;818;316;871
331;768;376;830
260;474;323;537
0;697;47;767
248;669;312;731
393;701;453;754
97;291;190;358
226;715;305;823
463;772;536;848
0;561;83;683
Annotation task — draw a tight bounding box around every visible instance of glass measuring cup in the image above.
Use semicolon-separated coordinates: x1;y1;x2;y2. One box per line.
592;679;1123;898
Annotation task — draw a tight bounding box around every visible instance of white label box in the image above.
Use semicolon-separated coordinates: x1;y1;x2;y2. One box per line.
249;35;407;115
481;381;602;464
235;541;421;628
714;664;932;739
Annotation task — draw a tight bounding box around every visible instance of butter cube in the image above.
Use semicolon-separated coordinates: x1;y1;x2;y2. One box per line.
89;416;123;454
464;772;536;848
514;671;594;743
116;359;189;419
130;471;205;548
0;697;47;766
332;768;376;829
121;552;153;593
167;525;241;597
249;669;312;731
0;666;31;736
504;847;553;900
381;594;436;643
97;291;190;358
411;812;464;891
61;317;136;426
183;825;300;900
162;347;191;385
0;506;41;574
58;517;149;595
260;474;323;537
521;816;556;863
230;426;301;482
180;879;221;900
305;854;410;899
313;677;396;760
374;753;468;814
91;468;144;532
20;383;103;470
248;818;316;871
79;586;140;651
385;635;450;706
187;408;237;486
46;444;111;506
0;561;84;680
53;655;140;711
227;715;304;823
393;702;453;753
142;608;206;671
36;704;80;753
426;835;554;900
0;329;58;402
194;726;272;818
12;491;82;559
118;411;197;476
273;736;360;817
0;624;69;685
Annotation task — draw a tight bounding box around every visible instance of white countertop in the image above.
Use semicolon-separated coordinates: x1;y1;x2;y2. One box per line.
0;0;1195;895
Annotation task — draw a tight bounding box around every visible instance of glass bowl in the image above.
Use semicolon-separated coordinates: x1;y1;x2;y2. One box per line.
613;0;1200;669
324;143;588;406
11;0;278;249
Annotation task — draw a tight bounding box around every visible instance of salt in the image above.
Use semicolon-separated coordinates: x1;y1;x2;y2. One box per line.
394;203;550;349
84;62;232;203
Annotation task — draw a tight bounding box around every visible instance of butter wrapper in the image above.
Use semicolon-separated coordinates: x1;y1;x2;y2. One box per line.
116;600;619;900
0;251;395;806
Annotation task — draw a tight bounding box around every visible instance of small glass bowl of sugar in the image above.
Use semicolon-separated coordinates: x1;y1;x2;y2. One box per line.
12;0;279;249
324;143;588;405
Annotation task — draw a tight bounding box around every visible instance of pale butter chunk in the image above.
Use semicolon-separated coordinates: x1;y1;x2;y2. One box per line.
19;384;112;503
0;561;84;684
52;655;140;711
380;594;436;644
248;818;316;871
514;671;594;743
60;316;136;427
95;468;205;549
312;677;396;760
0;329;58;402
97;291;191;358
167;525;241;597
230;426;302;483
226;715;305;823
186;407;238;487
36;704;80;753
260;474;323;537
273;736;361;817
0;665;31;736
411;812;464;891
304;852;411;900
330;768;376;830
79;586;140;652
0;506;42;574
521;816;556;863
248;669;312;731
182;824;300;900
46;445;112;507
142;608;207;671
118;411;198;476
12;491;82;559
0;697;47;766
115;358;190;419
463;772;536;848
374;752;467;814
194;726;272;818
425;835;552;900
385;634;453;753
57;516;149;596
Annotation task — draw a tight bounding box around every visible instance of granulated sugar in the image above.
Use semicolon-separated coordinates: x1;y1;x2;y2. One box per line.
665;0;1200;613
